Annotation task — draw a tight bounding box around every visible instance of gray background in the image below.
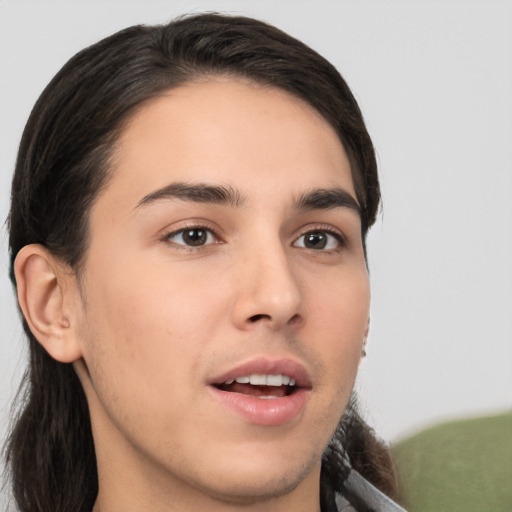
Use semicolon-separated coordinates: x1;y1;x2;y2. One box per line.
1;1;511;502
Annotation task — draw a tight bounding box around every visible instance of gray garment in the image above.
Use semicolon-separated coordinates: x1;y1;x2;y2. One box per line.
329;470;407;512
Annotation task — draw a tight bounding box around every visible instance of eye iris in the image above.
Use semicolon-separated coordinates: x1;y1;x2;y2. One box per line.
304;231;327;249
183;229;207;246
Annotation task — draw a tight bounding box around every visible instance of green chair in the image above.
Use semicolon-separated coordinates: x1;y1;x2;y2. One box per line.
392;412;512;512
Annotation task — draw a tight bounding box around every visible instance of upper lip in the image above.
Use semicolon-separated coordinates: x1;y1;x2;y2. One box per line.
208;357;312;388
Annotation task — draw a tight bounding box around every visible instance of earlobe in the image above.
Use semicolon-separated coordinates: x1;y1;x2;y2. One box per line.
14;244;83;363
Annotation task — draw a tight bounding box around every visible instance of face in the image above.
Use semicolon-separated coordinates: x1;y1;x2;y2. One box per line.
73;79;370;506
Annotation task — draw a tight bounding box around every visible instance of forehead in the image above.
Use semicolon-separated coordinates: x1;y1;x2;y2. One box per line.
98;79;355;213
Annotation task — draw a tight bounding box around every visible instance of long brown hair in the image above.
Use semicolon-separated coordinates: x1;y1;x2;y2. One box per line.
4;13;396;511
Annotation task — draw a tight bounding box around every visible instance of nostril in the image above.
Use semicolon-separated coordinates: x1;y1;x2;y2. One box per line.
249;314;271;323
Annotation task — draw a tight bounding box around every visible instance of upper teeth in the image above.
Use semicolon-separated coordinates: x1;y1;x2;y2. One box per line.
224;374;296;387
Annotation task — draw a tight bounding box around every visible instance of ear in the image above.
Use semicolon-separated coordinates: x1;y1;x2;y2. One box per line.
361;317;370;359
14;244;83;363
363;317;370;341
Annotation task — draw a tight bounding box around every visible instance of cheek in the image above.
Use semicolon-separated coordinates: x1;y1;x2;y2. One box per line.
77;272;210;445
307;265;370;340
305;265;369;389
79;256;229;393
299;269;369;454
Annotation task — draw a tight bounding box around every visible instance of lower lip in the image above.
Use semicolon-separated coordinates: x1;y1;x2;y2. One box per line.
208;386;310;426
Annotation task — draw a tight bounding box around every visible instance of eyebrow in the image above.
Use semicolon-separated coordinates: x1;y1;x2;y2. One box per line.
136;182;245;209
135;181;360;216
295;188;361;217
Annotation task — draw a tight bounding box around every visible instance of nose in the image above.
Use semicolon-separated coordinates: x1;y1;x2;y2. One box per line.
231;240;303;331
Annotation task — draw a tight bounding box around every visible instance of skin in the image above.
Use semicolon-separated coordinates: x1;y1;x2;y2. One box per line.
17;79;370;511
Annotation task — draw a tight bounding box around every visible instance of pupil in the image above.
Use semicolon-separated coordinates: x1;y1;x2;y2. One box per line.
183;229;207;246
305;232;327;249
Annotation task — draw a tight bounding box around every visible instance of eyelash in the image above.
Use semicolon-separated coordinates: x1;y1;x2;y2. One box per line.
163;224;346;252
293;226;345;252
163;225;222;251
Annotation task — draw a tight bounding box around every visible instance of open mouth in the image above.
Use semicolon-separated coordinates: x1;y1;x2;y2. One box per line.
208;360;311;425
212;374;299;399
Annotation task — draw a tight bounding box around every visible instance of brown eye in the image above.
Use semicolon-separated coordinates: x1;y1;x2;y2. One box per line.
304;232;327;249
167;227;215;247
294;230;342;250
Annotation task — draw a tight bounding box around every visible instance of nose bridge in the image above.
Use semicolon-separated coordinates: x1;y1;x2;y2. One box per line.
233;230;302;329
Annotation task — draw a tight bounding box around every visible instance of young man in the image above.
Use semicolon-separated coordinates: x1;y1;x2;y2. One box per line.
5;14;405;512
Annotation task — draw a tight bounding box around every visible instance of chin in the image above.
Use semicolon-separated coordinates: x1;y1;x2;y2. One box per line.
188;448;321;505
195;470;306;506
